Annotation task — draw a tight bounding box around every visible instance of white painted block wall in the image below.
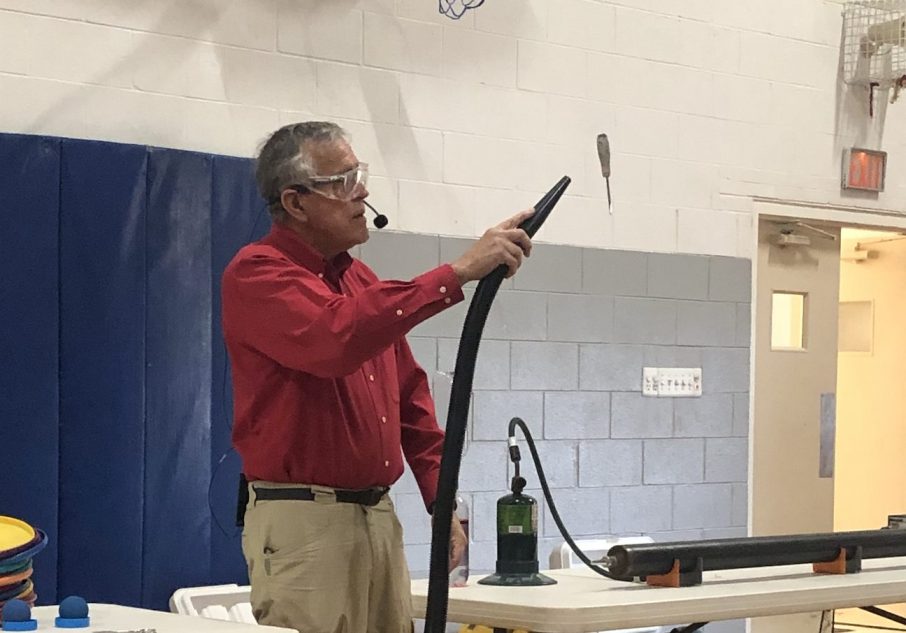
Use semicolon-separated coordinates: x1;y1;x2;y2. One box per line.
1;0;904;255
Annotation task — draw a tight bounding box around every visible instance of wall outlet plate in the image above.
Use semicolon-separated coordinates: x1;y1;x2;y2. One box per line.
642;367;702;397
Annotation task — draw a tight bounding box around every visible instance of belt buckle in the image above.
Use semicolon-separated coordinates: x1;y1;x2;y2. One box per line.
367;488;386;506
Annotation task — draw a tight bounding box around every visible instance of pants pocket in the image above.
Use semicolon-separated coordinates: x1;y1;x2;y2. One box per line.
258;501;332;577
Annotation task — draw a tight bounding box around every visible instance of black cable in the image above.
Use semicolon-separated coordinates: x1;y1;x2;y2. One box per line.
507;416;622;581
208;449;239;538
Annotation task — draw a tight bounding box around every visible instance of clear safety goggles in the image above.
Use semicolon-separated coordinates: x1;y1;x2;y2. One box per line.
292;163;369;202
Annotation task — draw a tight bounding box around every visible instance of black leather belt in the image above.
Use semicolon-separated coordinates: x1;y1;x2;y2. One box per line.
253;486;389;507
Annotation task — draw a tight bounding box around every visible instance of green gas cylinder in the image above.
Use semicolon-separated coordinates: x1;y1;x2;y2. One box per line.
478;476;556;586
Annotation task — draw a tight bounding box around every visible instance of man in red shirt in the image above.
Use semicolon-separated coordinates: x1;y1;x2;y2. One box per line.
222;121;533;633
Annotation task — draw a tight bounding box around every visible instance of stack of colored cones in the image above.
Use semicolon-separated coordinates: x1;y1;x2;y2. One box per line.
0;517;48;611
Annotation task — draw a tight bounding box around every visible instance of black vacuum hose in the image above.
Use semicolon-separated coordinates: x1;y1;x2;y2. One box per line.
423;176;571;633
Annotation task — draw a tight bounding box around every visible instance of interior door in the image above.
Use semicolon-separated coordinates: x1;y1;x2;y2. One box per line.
752;218;841;633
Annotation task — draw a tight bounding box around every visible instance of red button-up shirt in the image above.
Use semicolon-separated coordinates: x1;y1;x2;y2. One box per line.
222;224;464;508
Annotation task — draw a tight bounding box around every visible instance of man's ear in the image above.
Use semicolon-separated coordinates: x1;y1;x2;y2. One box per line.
280;189;307;223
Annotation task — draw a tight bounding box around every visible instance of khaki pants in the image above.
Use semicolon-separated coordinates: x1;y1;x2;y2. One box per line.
242;482;413;633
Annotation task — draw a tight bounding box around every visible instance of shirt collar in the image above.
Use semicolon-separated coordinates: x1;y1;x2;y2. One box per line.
266;223;353;280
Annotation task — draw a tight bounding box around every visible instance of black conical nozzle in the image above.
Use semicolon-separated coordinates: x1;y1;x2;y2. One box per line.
519;176;571;238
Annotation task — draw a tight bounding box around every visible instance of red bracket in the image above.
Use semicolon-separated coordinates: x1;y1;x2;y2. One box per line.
646;558;704;587
813;546;862;575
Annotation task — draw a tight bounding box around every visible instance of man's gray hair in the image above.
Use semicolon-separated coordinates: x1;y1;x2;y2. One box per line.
255;121;348;223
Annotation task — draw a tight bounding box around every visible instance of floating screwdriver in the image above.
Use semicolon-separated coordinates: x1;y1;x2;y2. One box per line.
596;133;612;214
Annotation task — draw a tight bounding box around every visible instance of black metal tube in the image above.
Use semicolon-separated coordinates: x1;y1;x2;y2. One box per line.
861;606;906;627
607;529;906;579
423;177;571;633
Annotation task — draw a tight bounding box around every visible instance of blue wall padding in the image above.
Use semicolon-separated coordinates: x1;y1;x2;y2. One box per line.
0;133;264;609
209;156;270;583
0;135;61;604
57;139;148;606
143;149;214;609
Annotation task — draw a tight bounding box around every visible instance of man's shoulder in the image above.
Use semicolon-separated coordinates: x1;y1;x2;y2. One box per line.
223;241;291;279
232;240;287;262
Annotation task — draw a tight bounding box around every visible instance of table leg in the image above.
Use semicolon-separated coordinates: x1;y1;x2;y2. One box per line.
861;606;906;627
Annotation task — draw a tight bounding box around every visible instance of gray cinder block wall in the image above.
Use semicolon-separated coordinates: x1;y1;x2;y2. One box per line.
359;232;751;588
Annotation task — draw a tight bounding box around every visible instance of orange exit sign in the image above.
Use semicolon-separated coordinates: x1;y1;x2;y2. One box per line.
842;148;887;192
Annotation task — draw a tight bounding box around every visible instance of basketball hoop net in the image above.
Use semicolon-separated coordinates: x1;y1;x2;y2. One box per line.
439;0;485;20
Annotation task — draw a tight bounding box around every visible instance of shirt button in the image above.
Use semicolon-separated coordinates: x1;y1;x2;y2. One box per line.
440;286;447;294
444;298;452;304
396;309;403;316
384;460;390;467
381;416;387;423
369;374;375;382
317;273;324;279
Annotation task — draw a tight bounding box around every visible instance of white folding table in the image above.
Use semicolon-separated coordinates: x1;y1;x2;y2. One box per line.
411;557;906;633
30;603;293;632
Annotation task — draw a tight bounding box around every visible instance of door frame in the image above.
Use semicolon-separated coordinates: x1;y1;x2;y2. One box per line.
748;198;906;534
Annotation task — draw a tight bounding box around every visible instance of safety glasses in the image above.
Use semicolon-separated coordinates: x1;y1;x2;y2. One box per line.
290;163;369;202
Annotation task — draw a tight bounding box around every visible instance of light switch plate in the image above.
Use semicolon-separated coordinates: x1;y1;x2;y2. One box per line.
642;367;702;397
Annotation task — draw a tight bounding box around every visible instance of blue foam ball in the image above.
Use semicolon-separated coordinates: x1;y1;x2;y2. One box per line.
2;599;36;631
55;596;89;628
58;596;88;619
1;600;30;622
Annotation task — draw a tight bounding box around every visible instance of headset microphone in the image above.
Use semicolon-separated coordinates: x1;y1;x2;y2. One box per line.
363;200;389;229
